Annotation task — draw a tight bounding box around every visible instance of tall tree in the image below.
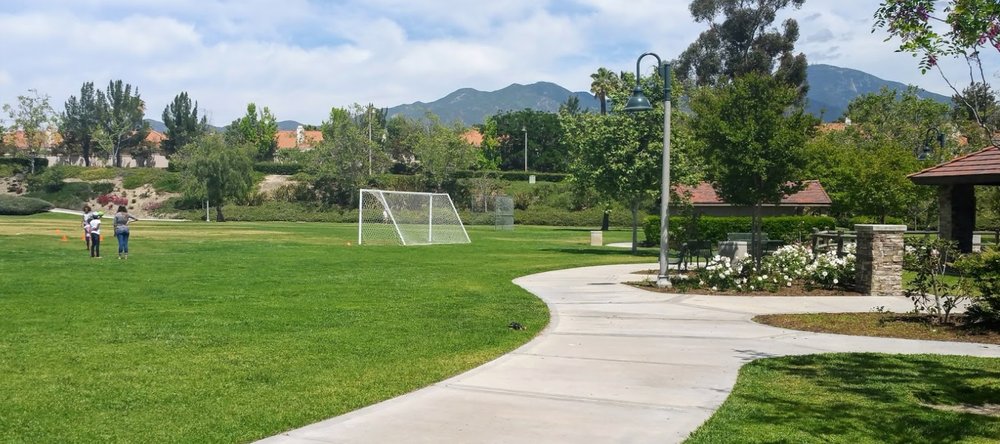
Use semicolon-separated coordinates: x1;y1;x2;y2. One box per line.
559;95;584;116
162;92;208;157
482;109;569;172
875;0;1000;144
566;70;701;254
3;89;58;174
676;0;808;97
95;80;149;168
590;68;620;115
61;82;101;166
306;107;378;206
177;133;254;222
844;86;951;156
951;83;999;149
226;103;278;161
691;73;816;263
411;114;477;191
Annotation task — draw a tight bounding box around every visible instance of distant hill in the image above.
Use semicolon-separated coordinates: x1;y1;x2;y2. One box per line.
805;64;951;121
387;82;600;125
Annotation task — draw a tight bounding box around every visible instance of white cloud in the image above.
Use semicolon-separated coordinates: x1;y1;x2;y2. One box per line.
0;0;996;124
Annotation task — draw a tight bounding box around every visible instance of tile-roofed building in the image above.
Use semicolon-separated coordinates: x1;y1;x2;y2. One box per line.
908;146;1000;185
276;126;323;149
672;180;832;216
145;130;167;145
909;146;1000;253
461;129;483;147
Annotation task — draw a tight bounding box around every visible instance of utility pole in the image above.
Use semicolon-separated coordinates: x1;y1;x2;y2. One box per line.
522;125;528;172
367;103;373;176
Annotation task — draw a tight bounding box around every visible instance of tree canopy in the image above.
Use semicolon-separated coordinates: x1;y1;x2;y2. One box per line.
162;92;208;157
226;103;278;161
176;133;254;222
60;82;100;166
95;80;149;168
676;0;808;97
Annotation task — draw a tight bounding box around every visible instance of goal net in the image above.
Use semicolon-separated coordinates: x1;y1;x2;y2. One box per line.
358;189;471;246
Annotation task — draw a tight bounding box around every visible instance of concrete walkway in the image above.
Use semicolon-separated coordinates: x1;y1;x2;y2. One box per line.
259;263;1000;444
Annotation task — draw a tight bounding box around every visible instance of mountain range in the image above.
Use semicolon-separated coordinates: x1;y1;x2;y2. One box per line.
144;64;954;131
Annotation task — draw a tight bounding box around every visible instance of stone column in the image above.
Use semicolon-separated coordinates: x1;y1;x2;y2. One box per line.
938;185;953;243
854;224;906;296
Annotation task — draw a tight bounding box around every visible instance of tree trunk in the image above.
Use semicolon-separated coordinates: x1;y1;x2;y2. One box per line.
879;214;886;224
630;202;638;256
83;140;91;167
601;210;610;231
599;93;607;116
215;205;225;222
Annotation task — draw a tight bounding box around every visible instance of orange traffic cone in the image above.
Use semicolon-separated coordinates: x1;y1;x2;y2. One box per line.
55;229;62;234
100;235;104;241
60;235;68;242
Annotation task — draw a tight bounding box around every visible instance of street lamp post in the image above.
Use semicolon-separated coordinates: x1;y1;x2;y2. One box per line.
522;125;528;172
918;127;945;160
624;52;671;288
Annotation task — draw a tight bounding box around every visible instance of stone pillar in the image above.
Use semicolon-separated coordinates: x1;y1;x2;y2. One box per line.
855;224;906;296
938;185;953;243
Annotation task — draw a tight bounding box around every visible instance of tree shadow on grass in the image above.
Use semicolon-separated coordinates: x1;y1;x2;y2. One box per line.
689;353;1000;443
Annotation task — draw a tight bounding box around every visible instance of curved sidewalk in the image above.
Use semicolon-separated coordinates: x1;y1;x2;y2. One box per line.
259;263;1000;444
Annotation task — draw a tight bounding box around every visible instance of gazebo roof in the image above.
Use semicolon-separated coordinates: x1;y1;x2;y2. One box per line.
908;146;1000;185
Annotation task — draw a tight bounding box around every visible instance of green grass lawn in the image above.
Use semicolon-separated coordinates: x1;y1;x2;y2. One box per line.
687;353;1000;443
0;214;653;442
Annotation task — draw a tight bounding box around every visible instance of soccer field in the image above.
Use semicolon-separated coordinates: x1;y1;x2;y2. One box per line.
0;214;652;443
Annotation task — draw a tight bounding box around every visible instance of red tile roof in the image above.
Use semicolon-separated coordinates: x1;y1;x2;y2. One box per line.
145;130;167;144
909;146;1000;185
276;129;323;149
461;129;483;147
674;180;832;206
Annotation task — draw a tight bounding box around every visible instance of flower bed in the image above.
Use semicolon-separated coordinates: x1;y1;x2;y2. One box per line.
632;243;858;295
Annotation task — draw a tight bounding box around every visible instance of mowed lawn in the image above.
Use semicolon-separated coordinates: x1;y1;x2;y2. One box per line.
0;214;653;443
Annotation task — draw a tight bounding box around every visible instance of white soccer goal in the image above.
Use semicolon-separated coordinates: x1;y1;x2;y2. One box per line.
358;189;471;245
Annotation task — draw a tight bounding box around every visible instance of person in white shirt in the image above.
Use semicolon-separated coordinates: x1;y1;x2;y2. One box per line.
82;205;94;250
89;211;103;258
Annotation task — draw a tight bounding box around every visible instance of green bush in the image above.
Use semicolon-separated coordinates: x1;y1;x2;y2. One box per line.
26;182;104;209
848;215;905;228
253;162;303;175
77;168;120;181
372;174;426;192
643;215;838;245
955;249;1000;327
121;168;181;192
47;165;87;178
26;167;66;193
452;170;569;182
0;157;47;173
91;182;115;195
0;194;53;215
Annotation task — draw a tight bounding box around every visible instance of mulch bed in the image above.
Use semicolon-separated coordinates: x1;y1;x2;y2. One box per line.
755;312;1000;345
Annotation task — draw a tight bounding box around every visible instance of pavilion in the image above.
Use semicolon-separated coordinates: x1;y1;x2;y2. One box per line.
908;146;1000;252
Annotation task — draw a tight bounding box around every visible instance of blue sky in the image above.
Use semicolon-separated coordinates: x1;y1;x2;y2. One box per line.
1;0;997;125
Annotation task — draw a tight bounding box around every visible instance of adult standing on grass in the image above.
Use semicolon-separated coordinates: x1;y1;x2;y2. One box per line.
89;211;103;258
82;205;94;250
113;205;138;260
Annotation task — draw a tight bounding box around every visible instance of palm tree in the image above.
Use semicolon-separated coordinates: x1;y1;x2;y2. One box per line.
590;68;619;115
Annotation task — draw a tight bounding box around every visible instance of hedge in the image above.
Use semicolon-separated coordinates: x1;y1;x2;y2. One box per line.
451;170;569;182
643;215;837;245
253;162;304;175
462;206;643;227
0;195;53;215
0;157;48;173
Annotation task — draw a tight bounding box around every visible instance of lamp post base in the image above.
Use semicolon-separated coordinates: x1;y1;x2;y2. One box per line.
656;275;672;289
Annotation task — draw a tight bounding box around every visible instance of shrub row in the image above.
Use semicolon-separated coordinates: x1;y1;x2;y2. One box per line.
0;157;48;173
451;170;569;182
253;162;304;175
461;206;642;227
0;195;53;215
643;215;838;245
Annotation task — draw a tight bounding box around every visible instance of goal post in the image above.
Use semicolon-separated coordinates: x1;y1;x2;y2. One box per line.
358;189;471;245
